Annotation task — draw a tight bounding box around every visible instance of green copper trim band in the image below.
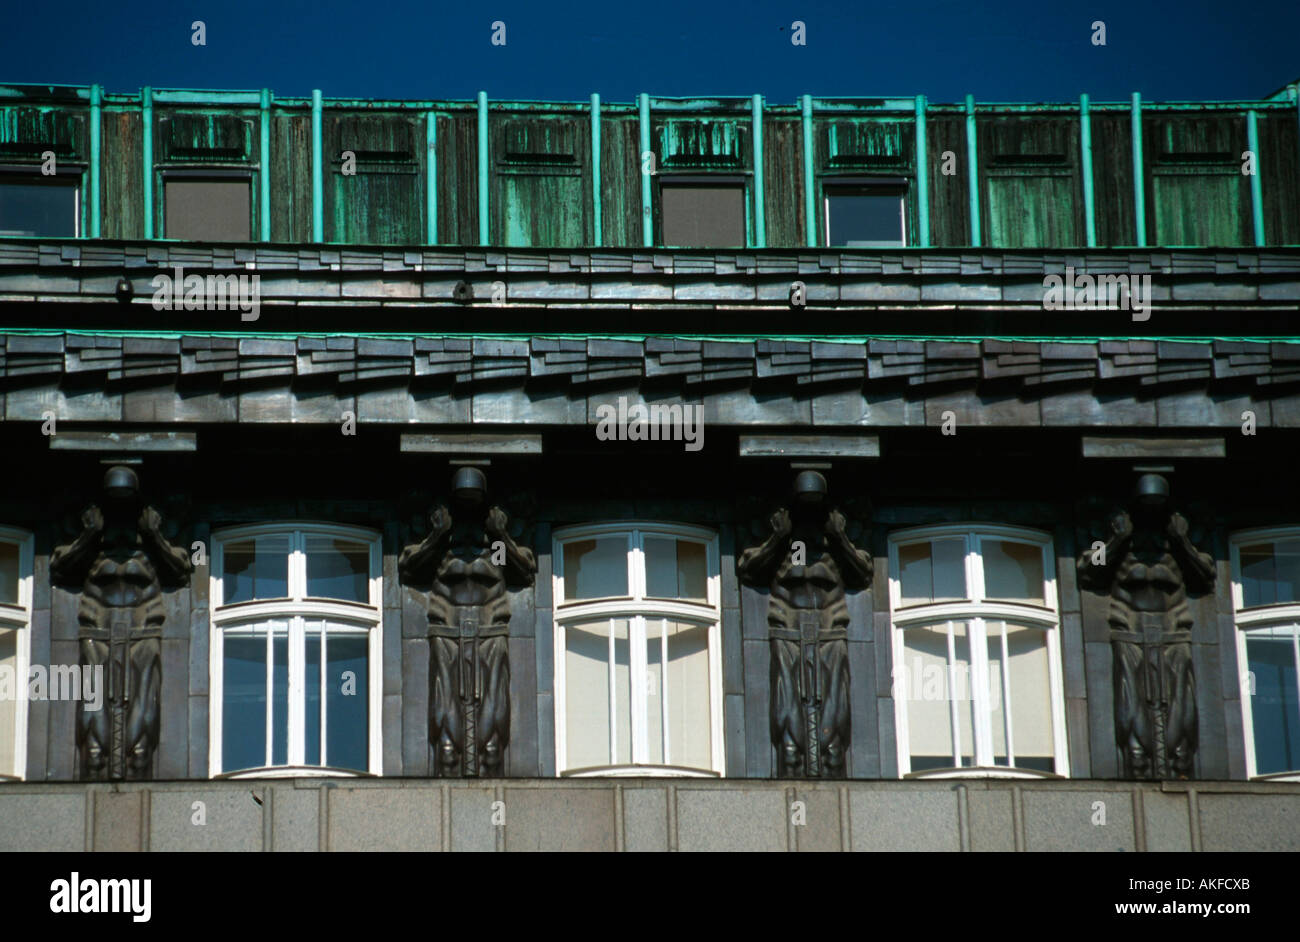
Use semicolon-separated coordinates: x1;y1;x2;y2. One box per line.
88;84;101;239
914;95;929;248
802;94;816;246
1247;110;1265;247
639;93;652;247
426;110;437;245
1131;92;1146;247
591;94;602;247
1080;94;1096;248
477;91;489;246
752;93;765;249
259;89;272;242
311;89;324;243
965;94;980;247
142;87;153;240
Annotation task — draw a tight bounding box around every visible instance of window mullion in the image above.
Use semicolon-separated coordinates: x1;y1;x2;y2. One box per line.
631;615;648;765
1000;621;1015;768
263;627;273;769
661;617;670;766
969;617;993;767
289;615;304;766
321;621;329;769
607;618;617;766
945;620;961;768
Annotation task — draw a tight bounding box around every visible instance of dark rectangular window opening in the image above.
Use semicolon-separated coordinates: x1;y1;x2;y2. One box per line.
824;178;907;248
0;173;80;238
659;176;746;248
164;175;252;242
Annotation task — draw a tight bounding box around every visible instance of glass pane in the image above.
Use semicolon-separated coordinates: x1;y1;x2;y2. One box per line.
989;623;1055;771
327;631;369;772
983;540;1045;605
0;179;77;237
1241;541;1300;608
660;185;745;248
222;633;268;772
272;631;288;767
646;620;664;765
564;618;631;769
306;534;370;603
164;179;251;241
826;191;905;247
0;629;16;777
904;622;973;770
898;538;965;605
305;625;322;767
666;621;712;770
563;537;628;600
1246;628;1300;775
645;537;708;601
0;541;19;606
221;535;289;604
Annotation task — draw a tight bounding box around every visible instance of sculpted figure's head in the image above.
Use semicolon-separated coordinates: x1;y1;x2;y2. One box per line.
451;466;487;508
1132;472;1170;527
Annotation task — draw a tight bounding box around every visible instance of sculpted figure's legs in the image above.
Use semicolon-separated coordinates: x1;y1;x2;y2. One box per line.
1166;642;1197;778
818;639;851;778
770;638;803;776
429;637;463;775
479;636;510;775
1113;638;1150;778
124;636;161;780
78;638;111;781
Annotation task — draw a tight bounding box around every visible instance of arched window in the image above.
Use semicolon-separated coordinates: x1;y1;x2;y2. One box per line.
553;524;723;776
0;527;33;781
209;524;382;777
888;525;1068;778
1231;529;1300;780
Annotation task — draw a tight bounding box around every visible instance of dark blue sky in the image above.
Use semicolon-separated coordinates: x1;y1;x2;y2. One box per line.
2;0;1297;105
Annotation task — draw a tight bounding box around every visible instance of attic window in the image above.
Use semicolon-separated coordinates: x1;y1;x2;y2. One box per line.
0;173;79;237
823;179;906;248
659;177;745;248
164;177;251;241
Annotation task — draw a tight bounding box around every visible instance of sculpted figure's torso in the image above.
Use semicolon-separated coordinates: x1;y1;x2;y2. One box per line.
82;521;164;608
1113;533;1187;615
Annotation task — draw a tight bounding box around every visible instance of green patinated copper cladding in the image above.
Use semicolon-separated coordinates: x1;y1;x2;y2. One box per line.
259;89;271;242
639;93;652;247
477;91;489;246
1131;92;1146;247
311;89;323;243
426;110;437;245
591;94;602;247
1247;110;1265;246
141;87;153;239
1080;94;1096;248
1;82;1298;250
801;94;815;246
751;94;765;249
964;95;980;247
914;95;929;248
88;84;101;239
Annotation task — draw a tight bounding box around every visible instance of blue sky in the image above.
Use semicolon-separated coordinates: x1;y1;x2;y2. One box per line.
2;0;1297;104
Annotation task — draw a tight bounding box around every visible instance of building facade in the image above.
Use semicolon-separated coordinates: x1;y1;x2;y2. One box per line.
0;82;1299;851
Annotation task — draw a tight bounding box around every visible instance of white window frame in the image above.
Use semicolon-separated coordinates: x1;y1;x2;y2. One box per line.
553;522;724;777
0;527;33;782
208;523;382;779
888;523;1068;779
1229;526;1300;782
